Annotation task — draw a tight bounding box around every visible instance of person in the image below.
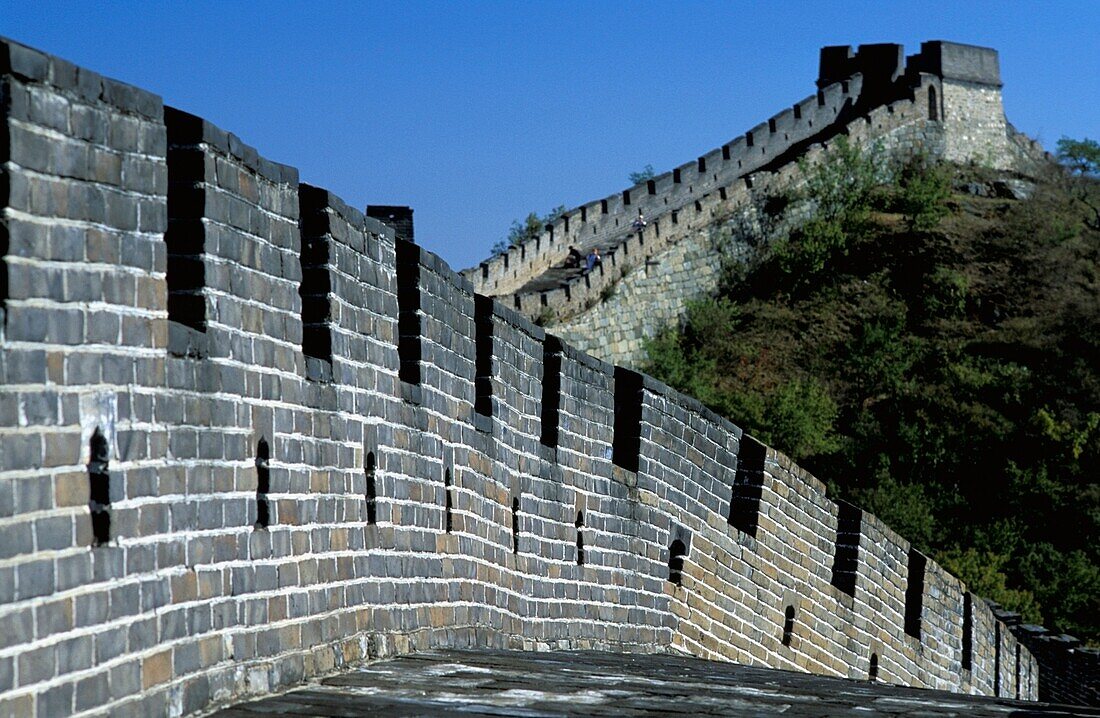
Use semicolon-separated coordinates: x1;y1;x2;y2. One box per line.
632;211;647;230
565;245;583;269
585;247;602;273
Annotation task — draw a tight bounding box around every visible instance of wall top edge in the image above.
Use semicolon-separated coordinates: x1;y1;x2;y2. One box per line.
165;105;299;185
0;35;162;120
476;293;546;341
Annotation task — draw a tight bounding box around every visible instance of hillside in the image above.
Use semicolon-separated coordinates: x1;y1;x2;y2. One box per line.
644;147;1100;644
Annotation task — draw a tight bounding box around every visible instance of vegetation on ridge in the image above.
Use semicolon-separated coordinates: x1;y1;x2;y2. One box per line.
491;205;567;257
644;139;1100;644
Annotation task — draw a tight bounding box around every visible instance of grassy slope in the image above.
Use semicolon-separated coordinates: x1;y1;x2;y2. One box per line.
645;161;1100;642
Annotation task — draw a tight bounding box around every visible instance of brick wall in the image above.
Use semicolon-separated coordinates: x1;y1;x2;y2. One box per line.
0;36;1070;718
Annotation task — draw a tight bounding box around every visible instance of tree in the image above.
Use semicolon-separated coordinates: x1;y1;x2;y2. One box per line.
629;164;656;184
1057;136;1100;176
1056;137;1100;230
491;205;568;257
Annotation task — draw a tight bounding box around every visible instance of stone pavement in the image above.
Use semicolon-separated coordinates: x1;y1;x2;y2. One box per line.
214;649;1100;717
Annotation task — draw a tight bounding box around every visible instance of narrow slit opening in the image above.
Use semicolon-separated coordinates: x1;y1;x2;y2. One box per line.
962;593;973;670
904;549;927;639
668;538;687;585
255;438;271;529
782;605;795;646
575;511;585;565
88;428;111;546
540;337;562;448
512;497;520;554
444;468;453;534
396;240;422;386
474;294;494;419
365;451;377;525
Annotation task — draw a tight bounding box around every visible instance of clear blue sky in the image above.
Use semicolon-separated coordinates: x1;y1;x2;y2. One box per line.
3;2;1097;270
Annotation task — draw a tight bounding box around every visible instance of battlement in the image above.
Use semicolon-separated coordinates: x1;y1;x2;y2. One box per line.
0;37;1076;718
908;40;1002;86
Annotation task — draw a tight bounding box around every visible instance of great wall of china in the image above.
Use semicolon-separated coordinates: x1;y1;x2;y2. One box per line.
0;36;1095;716
463;41;1049;368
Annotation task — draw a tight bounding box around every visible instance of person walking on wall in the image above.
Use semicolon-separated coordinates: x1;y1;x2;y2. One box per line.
586;248;602;273
565;245;583;269
632;211;647;230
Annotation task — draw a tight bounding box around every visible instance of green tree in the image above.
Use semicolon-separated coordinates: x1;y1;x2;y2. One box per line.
939;547;1042;624
897;154;952;232
1055;136;1100;230
491;205;568;257
1056;136;1100;176
773;137;881;283
629;164;656;184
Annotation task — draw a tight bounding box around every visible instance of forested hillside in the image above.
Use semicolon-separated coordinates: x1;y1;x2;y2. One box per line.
645;140;1100;643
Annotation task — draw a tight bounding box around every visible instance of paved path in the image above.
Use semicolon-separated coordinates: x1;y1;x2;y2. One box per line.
215;649;1100;717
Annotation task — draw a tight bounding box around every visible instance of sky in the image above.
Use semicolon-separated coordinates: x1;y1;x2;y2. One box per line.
2;2;1097;271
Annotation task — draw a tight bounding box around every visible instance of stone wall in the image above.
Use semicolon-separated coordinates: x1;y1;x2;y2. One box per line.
0;36;1070;718
553;101;950;367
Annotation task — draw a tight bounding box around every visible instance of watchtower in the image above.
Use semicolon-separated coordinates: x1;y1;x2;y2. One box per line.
818;40;1010;168
908;40;1009;165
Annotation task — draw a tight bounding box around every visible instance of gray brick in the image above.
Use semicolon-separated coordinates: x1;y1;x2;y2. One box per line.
35;598;73;637
56;553;93;592
38;682;74;718
127;616;158;651
0;521;34;559
92;546;125;582
57;635;94;674
17;643;56;685
0;607;32;651
75;672;110;713
94;626;128;663
108;582;141;620
35;514;73;551
16;557;55;600
107;659;140;699
20;390;60;425
0;656;12;692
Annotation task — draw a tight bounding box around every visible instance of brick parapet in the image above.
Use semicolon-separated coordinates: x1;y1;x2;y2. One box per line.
0;36;1081;718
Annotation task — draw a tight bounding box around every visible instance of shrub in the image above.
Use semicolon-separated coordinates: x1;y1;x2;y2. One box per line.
897;155;952;232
